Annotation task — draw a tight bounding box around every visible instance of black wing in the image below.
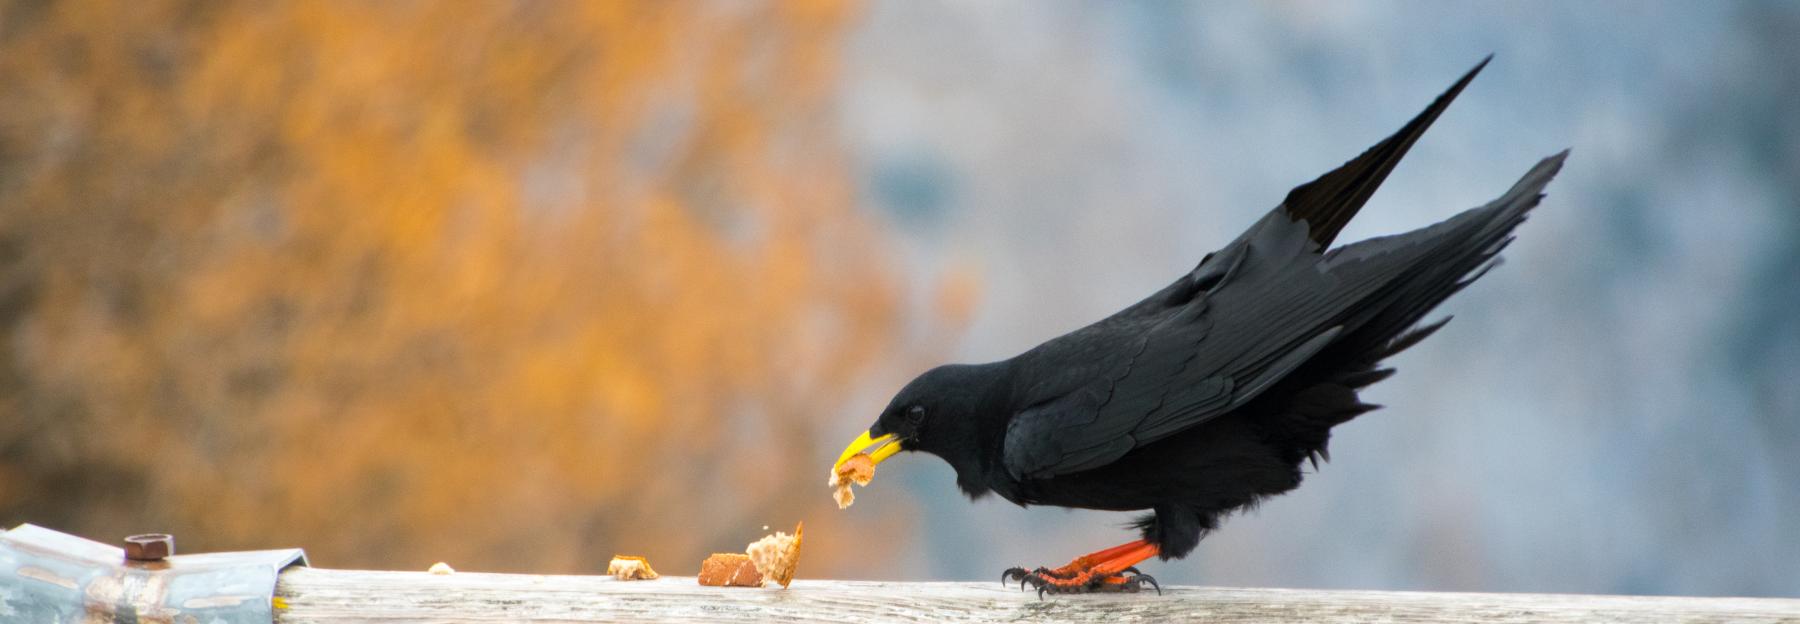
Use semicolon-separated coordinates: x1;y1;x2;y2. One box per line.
1001;90;1565;481
1281;56;1489;248
1000;210;1357;480
1104;57;1490;326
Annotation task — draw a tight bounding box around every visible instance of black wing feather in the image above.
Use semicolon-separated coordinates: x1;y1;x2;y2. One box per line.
1101;58;1490;327
1280;56;1489;248
1002;151;1566;481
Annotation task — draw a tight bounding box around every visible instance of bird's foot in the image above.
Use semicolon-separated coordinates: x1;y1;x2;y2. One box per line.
1000;561;1087;582
1003;566;1160;596
1001;540;1161;598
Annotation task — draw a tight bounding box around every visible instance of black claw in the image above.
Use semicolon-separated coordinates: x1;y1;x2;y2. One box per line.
1002;567;1028;587
1133;574;1162;595
998;565;1157;598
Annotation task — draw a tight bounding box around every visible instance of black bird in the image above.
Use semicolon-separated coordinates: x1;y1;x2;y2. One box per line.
833;57;1565;595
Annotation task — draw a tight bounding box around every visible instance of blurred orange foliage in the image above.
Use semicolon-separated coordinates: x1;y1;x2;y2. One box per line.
0;0;943;573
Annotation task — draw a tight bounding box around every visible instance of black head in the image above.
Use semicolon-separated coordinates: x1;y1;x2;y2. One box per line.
837;362;1010;498
878;364;1002;443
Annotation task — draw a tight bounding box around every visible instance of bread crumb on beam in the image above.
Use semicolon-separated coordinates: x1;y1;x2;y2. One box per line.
745;522;803;588
607;555;658;580
697;553;763;587
427;562;454;575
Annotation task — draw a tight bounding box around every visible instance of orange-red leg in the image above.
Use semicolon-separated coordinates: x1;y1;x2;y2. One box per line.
1039;540;1149;578
1002;540;1162;596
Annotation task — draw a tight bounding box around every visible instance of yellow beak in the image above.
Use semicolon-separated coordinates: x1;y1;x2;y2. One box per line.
833;430;902;471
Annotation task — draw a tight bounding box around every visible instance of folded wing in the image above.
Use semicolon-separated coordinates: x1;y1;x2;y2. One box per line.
1002;150;1567;481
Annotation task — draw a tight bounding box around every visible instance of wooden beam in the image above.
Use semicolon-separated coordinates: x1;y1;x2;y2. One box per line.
273;567;1800;623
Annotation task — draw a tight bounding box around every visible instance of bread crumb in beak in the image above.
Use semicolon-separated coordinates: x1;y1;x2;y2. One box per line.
828;453;878;509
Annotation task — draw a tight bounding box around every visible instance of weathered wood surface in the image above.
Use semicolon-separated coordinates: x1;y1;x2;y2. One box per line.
273;567;1800;623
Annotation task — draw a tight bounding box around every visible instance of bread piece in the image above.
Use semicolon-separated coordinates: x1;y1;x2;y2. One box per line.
840;454;876;486
607;555;658;580
828;453;877;509
745;522;803;588
697;553;763;587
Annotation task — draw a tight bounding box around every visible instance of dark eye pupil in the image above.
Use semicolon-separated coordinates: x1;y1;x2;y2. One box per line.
908;405;926;421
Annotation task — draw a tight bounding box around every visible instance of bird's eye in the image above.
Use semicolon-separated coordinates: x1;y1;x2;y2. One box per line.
907;405;926;425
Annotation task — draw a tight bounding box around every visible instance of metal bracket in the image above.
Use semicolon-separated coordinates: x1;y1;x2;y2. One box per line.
0;524;308;623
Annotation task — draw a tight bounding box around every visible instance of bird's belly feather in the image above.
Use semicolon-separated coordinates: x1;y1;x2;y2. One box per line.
1005;413;1303;513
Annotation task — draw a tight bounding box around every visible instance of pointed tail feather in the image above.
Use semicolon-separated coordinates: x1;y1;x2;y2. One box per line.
1334;150;1569;366
1282;55;1491;249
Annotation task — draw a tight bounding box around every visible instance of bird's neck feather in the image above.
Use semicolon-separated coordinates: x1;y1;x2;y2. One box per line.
914;361;1015;500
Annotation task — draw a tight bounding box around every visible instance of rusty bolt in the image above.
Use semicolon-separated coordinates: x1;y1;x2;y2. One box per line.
124;533;174;562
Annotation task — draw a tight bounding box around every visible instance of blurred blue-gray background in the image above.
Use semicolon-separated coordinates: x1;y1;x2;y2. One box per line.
837;0;1800;596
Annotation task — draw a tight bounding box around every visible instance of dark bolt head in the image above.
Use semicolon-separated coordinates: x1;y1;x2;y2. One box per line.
124;534;174;561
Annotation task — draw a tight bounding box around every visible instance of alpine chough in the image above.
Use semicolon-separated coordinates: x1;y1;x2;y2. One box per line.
833;56;1566;595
